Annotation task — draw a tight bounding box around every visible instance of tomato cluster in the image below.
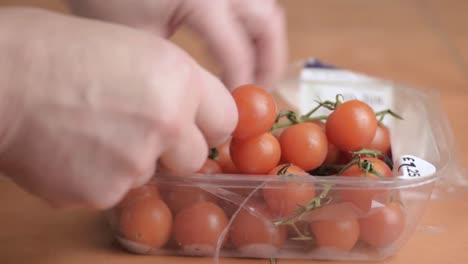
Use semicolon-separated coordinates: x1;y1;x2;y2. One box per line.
114;84;406;256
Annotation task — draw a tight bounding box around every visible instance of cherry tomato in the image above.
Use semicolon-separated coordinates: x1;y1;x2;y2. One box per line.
286;220;311;238
162;157;220;213
230;132;281;174
216;138;239;174
303;203;360;222
310;217;359;251
117;184;160;211
311;121;339;166
120;196;172;248
263;164;316;217
173;201;228;254
339;157;393;212
336;150;354;165
359;202;405;247
161;186;218;214
229;202;287;256
197;159;222;174
323;142;340;165
231;84;277;139
326;100;377;152
312;120;326;130
366;123;391;154
279;122;328;171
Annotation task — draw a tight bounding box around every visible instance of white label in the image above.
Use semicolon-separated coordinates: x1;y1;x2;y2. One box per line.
395;155;436;179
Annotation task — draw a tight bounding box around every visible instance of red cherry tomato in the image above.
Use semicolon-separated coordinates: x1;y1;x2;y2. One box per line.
366;123;391;154
231;84;277;139
279;122;328;171
230;132;281;174
173;201;228;254
326;100;378;152
339;157;393;212
310;217;360;252
197;159;222;174
216;138;239;174
359;202;405;247
120;196;172;248
263;164;315;217
229;202;287;256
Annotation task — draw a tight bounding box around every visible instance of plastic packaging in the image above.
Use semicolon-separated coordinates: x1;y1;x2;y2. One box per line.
107;59;457;261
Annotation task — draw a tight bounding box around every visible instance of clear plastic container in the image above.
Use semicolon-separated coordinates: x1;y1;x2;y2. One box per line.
107;59;454;261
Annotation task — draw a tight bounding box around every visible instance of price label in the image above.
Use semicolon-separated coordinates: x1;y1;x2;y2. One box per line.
395;155;436;179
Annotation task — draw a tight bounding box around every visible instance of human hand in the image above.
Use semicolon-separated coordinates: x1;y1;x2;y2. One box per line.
66;0;288;90
0;8;237;209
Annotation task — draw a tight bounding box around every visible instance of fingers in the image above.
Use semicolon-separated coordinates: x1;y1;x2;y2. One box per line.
234;0;288;90
159;123;208;175
194;66;238;147
185;0;255;89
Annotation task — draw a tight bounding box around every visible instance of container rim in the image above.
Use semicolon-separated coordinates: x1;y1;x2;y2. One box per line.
152;172;439;190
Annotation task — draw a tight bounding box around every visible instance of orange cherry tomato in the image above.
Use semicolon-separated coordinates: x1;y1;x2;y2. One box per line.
303;202;360;222
120;196;172;248
231;84;277;140
359;202;405;247
216;138;239;174
310;217;360;252
366;123;391;155
323;142;340;165
173;201;228;254
117;184;160;211
312;120;326;130
311;120;340;166
229;202;287;256
263;164;315;217
197;159;222;174
161;186;218;214
279;122;328;171
230;132;281;174
339;158;393;212
307;121;340;168
162;157;220;213
326;100;377;152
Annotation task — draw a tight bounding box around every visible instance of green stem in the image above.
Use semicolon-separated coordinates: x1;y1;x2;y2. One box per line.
303;104;322;117
337;159;360;176
375;109;403;122
351;148;393;169
288;222;313;241
273;183;333;226
208;148;219;160
299;115;329;122
271;115;328;131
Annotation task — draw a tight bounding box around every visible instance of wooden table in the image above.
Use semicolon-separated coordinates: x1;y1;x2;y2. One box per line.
1;0;468;263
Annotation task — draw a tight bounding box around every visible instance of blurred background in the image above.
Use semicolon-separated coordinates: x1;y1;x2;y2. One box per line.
1;0;465;164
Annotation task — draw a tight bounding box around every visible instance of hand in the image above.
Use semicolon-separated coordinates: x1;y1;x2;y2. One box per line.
66;0;288;90
0;8;237;209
